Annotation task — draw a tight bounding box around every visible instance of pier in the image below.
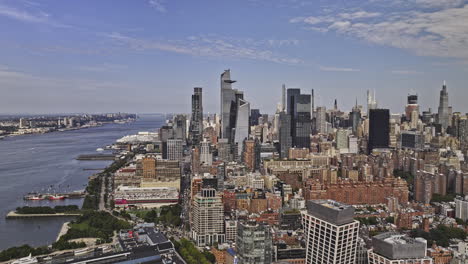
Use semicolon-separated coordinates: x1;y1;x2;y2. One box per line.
6;211;81;219
76;154;116;160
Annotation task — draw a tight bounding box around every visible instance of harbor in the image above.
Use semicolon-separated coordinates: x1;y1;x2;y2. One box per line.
23;191;86;201
0;114;163;250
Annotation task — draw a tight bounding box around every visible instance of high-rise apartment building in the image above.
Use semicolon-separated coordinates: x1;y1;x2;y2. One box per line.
190;87;203;146
455;197;468;221
405;94;419;121
167;139;183;161
316;106;327;134
236;221;273;264
437;81;450;131
367;232;432;264
302;200;360;264
243;138;260;172
368;109;390;153
191;188;225;246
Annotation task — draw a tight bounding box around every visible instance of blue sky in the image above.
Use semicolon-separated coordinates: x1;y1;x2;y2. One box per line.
0;0;467;114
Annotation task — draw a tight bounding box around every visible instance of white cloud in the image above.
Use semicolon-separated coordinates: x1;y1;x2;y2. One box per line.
0;3;47;23
391;70;424;74
148;0;167;13
397;0;466;8
105;33;302;65
291;4;468;60
291;11;380;25
0;3;68;27
319;66;361;72
77;63;128;73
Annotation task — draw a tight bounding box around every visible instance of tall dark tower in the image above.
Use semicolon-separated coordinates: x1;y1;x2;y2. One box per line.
437;81;449;131
287;88;311;149
190;87;203;146
368;109;390;153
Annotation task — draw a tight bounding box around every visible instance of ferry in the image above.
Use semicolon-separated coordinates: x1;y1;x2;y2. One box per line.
23;193;45;201
11;254;38;264
96;148;104;152
47;194;66;200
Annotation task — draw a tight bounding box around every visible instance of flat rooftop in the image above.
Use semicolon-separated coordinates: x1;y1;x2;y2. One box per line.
306;200;355;225
372;232;427;260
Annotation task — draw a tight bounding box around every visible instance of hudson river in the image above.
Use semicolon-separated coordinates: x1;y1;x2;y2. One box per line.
0;114;164;250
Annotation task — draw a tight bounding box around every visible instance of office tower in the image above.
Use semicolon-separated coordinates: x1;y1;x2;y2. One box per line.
282;84;286;112
287;88;311;148
367;90;377;116
236;222;273;264
334;99;338;111
316;106;327;134
294;94;312;148
401;131;424;150
279;111;292;159
191;189;225;246
368;109;390;153
250;109;261;126
190;87;203;146
174;114;187;142
437;81;450;131
302;200;360;264
459;116;468;144
167;139;183;161
217;138;232;161
350;100;362;135
405;94;419;121
200;139;212;166
220;70;243;142
234;99;250;158
336;129;349;150
367;232;432;264
311;89;314;117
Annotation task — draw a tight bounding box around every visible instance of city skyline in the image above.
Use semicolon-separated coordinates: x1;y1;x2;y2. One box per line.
0;0;467;114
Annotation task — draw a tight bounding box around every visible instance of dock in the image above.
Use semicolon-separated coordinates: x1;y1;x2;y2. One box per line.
76;154;116;160
6;211;81;219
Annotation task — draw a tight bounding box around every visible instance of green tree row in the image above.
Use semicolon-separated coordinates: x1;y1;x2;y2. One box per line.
411;224;467;247
16;205;80;214
173;239;215;264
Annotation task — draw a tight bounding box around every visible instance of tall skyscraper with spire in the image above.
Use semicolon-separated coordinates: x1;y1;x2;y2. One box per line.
437;81;450;131
367;90;377;116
